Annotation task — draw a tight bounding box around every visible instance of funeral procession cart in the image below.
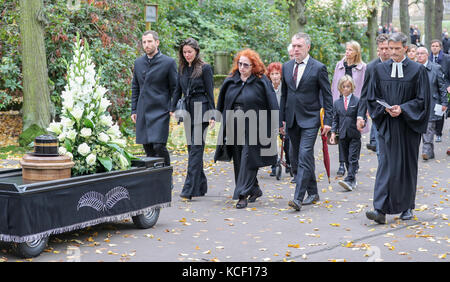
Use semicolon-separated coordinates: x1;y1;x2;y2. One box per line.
0;156;172;258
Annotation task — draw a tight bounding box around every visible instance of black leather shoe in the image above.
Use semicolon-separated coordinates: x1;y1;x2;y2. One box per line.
180;195;192;201
366;210;386;224
288;200;302;211
302;194;319;205
400;209;413;220
290;177;297;184
270;170;276;177
366;143;377;152
236;198;248;209
248;187;263;203
285;166;291;174
338;180;354;191
337;163;346;176
422;153;435;161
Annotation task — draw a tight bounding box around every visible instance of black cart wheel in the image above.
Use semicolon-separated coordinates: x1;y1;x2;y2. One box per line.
132;208;160;229
276;164;282;180
13;236;49;258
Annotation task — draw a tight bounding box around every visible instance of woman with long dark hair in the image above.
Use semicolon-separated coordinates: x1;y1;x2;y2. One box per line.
214;49;280;209
170;38;215;200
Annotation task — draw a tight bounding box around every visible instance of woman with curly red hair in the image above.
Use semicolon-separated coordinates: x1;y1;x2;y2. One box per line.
266;62;292;177
214;49;280;209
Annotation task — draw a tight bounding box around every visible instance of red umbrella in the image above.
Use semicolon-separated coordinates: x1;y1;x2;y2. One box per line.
320;108;331;183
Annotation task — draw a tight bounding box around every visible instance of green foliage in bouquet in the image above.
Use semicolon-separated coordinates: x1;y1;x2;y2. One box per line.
47;35;136;176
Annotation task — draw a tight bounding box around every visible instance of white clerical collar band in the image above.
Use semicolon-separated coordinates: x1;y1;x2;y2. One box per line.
391;57;406;78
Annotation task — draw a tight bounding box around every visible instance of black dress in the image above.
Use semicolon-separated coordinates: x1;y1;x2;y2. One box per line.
171;64;215;198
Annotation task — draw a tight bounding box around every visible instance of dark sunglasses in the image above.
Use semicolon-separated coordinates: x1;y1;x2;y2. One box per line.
238;62;252;68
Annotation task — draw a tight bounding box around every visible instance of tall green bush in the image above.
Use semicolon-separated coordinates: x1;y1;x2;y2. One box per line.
0;0;369;136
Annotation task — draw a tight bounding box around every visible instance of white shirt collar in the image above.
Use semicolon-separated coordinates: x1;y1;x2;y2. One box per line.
295;54;310;65
272;83;281;91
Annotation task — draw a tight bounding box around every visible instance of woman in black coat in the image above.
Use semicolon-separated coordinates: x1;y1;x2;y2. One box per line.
214;49;280;209
170;38;215;200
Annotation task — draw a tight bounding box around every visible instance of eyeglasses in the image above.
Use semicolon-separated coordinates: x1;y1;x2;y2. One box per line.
238;62;252;68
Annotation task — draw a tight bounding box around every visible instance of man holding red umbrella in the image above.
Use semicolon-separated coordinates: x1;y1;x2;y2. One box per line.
280;32;334;211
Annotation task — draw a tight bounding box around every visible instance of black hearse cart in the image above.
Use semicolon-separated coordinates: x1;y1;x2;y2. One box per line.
0;157;172;258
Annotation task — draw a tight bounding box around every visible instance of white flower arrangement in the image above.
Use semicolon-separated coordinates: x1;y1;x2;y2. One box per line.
47;35;135;176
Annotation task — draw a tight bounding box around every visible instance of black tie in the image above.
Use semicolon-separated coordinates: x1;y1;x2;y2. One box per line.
435;56;438;63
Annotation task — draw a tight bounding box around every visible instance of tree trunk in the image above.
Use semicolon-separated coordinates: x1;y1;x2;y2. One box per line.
19;0;51;132
399;0;410;41
387;0;393;26
288;0;307;38
424;0;434;48
367;4;378;61
434;0;444;40
380;0;394;28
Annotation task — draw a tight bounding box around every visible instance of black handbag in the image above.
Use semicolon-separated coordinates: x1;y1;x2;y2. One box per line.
174;78;192;123
174;96;187;123
214;144;232;162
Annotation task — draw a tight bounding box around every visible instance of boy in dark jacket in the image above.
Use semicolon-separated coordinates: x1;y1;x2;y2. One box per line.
330;75;363;191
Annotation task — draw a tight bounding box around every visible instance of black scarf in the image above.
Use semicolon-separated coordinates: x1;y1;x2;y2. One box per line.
343;61;357;77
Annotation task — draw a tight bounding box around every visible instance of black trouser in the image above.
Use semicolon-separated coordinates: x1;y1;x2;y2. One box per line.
229;104;260;200
231;144;259;200
339;136;361;183
369;123;378;145
338;141;346;163
435;115;445;137
143;143;170;166
289;139;297;175
338;138;359;172
288;119;319;202
181;122;209;197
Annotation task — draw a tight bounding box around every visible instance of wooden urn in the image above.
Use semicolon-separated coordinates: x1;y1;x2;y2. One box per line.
20;135;74;183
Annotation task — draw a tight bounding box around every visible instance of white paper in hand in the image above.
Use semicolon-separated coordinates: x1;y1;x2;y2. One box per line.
376;100;393;109
434;104;444;116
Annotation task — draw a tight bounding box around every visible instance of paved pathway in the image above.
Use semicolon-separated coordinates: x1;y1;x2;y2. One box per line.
0;124;449;262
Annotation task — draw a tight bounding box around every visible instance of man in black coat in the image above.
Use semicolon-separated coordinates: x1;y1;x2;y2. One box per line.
416;47;448;160
443;32;450;55
280;32;333;211
429;39;450;143
131;31;178;166
358;33;391;153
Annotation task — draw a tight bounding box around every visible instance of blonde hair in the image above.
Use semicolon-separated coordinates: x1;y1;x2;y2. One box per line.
337;75;355;94
345;40;363;65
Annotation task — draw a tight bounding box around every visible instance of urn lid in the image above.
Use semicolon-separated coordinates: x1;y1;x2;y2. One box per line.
33;134;59;156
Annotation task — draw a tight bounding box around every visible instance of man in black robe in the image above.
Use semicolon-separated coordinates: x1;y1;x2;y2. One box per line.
357;33;391;153
366;32;430;224
131;31;177;166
